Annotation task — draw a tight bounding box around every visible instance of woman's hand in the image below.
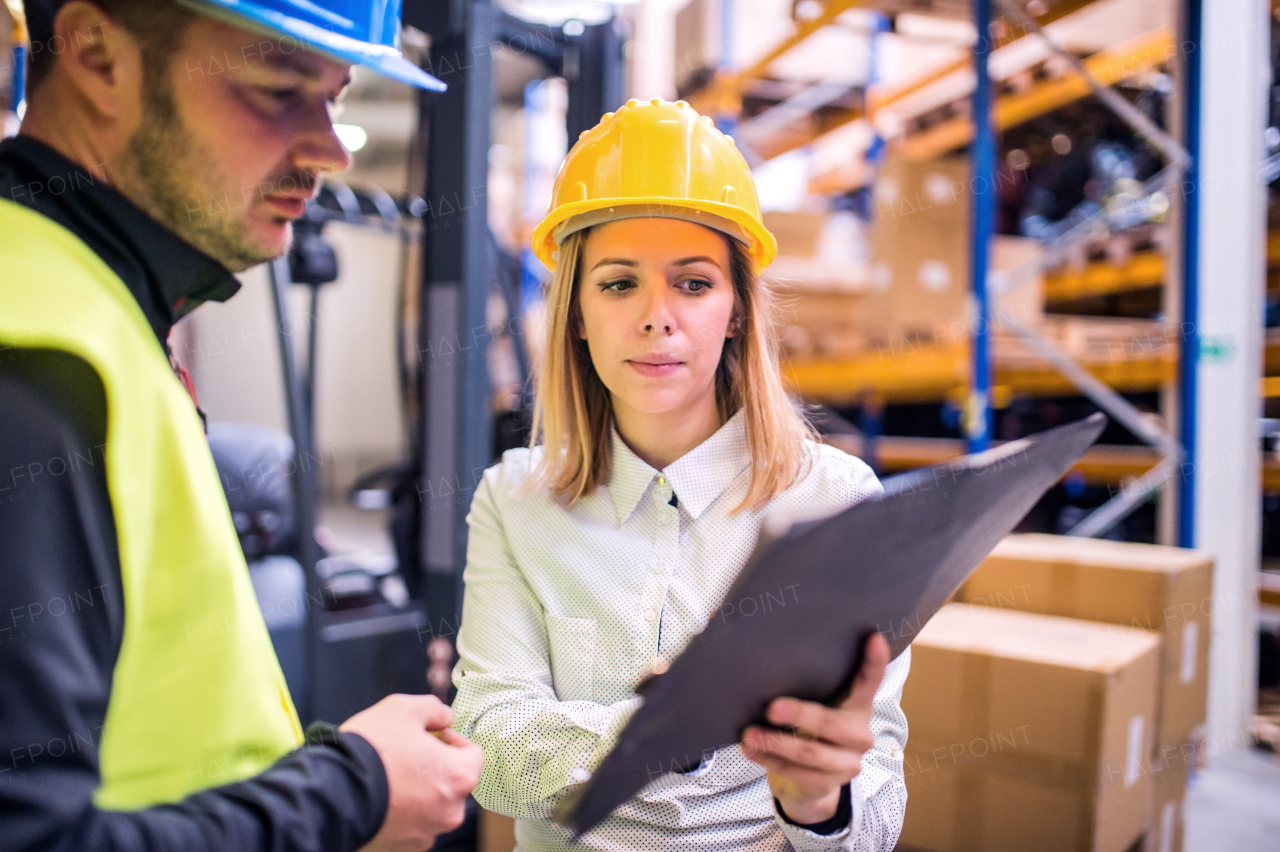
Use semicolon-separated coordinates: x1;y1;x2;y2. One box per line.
741;633;890;825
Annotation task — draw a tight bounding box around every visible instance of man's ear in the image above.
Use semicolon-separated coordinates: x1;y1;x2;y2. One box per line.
49;2;144;123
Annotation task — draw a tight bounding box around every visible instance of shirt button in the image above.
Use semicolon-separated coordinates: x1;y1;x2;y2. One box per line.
656;475;666;486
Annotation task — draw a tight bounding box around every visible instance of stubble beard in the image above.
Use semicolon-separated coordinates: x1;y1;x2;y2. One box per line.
121;74;284;273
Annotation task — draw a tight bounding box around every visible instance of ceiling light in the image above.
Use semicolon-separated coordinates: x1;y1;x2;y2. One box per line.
334;123;369;152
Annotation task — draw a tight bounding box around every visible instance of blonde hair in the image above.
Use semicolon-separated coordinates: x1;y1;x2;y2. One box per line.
529;226;816;513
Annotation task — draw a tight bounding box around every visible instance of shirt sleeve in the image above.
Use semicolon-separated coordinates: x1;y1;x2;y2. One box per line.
451;470;642;820
0;356;389;852
772;648;911;852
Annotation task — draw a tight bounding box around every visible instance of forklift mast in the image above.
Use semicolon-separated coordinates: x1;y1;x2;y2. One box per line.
404;0;626;700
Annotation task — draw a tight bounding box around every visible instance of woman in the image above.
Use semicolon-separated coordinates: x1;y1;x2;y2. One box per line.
451;98;909;852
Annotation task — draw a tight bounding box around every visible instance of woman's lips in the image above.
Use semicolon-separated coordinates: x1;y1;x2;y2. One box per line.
627;360;683;378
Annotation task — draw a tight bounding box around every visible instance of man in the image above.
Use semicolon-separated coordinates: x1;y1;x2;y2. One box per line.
0;2;483;850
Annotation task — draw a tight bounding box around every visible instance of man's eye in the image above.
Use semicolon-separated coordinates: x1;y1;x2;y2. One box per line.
263;86;301;102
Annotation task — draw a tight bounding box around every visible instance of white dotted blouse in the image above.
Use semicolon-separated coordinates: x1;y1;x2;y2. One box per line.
451;409;911;851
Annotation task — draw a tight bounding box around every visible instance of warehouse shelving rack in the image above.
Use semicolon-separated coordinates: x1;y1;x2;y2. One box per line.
683;0;1197;536
700;0;1269;748
694;0;1108;163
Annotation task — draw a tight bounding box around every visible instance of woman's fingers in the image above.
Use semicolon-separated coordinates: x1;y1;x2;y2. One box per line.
745;747;863;794
764;633;888;746
841;632;890;712
764;698;874;752
743;725;865;777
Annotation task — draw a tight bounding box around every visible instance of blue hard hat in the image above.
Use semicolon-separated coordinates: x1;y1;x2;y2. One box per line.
178;0;445;91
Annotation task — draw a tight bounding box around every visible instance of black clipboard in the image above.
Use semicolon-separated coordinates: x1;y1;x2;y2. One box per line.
557;413;1107;836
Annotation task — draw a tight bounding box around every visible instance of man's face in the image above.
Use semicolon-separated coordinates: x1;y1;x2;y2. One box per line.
117;15;352;271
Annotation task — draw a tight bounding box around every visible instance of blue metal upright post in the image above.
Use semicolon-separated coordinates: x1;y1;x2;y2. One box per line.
967;0;994;453
1176;0;1201;548
715;0;736;136
11;44;25;117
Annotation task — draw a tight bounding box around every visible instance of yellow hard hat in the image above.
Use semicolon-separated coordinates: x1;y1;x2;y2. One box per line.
531;98;778;271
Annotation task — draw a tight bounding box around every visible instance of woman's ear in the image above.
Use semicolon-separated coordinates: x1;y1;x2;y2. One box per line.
725;313;742;339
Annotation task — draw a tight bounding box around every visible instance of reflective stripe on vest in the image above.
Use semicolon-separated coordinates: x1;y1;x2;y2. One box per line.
0;199;303;809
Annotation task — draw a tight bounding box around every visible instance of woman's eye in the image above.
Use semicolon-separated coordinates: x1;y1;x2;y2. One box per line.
680;278;711;292
600;278;634;292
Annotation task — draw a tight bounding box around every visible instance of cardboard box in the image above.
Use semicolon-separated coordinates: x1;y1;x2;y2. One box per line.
772;290;868;359
958;535;1213;754
478;808;517;852
765;210;870;359
992;316;1175;368
1142;741;1193;852
900;604;1161;852
764;211;828;258
865;157;1043;349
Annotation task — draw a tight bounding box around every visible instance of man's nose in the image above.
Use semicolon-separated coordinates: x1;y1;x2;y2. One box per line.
292;109;353;177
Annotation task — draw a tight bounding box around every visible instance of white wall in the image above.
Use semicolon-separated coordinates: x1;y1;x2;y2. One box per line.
184;223;408;498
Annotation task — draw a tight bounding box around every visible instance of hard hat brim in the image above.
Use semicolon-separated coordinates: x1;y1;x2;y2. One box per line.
532;197;778;272
179;0;447;92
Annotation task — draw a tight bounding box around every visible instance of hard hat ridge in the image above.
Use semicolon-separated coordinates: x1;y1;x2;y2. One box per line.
531;97;778;271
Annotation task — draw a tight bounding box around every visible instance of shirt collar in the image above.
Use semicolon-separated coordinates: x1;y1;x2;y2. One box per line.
0;136;241;351
608;409;752;526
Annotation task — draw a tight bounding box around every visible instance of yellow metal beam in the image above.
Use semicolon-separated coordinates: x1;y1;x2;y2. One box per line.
863;435;1162;484
897;28;1175;161
733;0;1106;164
4;0;25;43
867;0;1103;115
827;434;1280;491
1044;251;1165;302
783;344;970;405
783;342;1175;406
936;231;1270;307
690;0;869;117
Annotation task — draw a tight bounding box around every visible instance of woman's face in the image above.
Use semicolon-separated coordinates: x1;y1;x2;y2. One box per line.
577;217;738;422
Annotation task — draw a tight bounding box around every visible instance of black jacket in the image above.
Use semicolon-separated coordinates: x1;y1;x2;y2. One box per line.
0;136;389;852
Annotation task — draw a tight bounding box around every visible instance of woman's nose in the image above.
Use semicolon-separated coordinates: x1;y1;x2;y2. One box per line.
640;282;675;335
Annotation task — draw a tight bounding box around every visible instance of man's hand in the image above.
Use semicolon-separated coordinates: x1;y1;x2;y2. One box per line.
741;633;890;825
340;694;484;852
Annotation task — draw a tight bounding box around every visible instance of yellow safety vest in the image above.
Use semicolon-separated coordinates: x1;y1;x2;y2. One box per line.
0;199;304;809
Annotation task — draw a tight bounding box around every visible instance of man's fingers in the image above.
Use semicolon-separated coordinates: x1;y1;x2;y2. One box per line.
841;632;890;711
408;694;456;730
433;727;471;747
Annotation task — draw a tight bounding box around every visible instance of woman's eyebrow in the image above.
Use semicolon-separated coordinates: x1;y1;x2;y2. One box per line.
590;258;639;271
673;256;721;268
